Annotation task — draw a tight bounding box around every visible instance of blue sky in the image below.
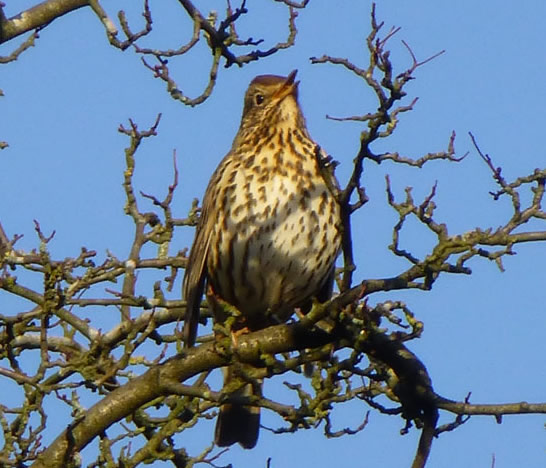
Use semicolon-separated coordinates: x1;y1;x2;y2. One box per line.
1;1;545;467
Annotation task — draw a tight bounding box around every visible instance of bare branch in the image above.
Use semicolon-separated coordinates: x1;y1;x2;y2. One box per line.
0;30;38;63
437;398;546;416
0;0;88;44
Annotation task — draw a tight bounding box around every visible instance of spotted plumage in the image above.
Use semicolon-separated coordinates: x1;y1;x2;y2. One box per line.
183;70;341;448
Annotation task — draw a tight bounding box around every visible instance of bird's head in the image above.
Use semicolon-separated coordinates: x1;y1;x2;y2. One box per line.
239;70;302;130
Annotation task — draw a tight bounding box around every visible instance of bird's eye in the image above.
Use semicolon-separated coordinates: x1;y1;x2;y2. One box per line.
254;93;265;105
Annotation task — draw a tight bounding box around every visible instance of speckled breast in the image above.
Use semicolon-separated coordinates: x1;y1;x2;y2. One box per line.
207;130;341;324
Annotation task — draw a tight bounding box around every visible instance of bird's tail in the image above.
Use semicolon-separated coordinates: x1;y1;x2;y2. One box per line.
214;368;261;449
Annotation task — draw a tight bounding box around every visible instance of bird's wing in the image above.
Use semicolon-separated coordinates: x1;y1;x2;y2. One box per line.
182;152;238;346
182;194;214;347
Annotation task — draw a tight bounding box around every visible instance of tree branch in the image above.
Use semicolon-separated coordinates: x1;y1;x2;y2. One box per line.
0;0;88;44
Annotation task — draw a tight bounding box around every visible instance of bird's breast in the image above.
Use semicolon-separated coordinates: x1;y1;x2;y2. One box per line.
207;144;341;322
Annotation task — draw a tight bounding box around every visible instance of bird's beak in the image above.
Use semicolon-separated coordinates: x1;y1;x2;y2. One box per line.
273;69;299;101
285;69;298;86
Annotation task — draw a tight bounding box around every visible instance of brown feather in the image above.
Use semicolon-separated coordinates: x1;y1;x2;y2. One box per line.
182;200;213;347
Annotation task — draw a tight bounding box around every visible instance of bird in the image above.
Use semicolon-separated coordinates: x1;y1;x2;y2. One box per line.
182;70;341;449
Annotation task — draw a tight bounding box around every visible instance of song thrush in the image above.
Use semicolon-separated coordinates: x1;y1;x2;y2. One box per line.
183;70;341;449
